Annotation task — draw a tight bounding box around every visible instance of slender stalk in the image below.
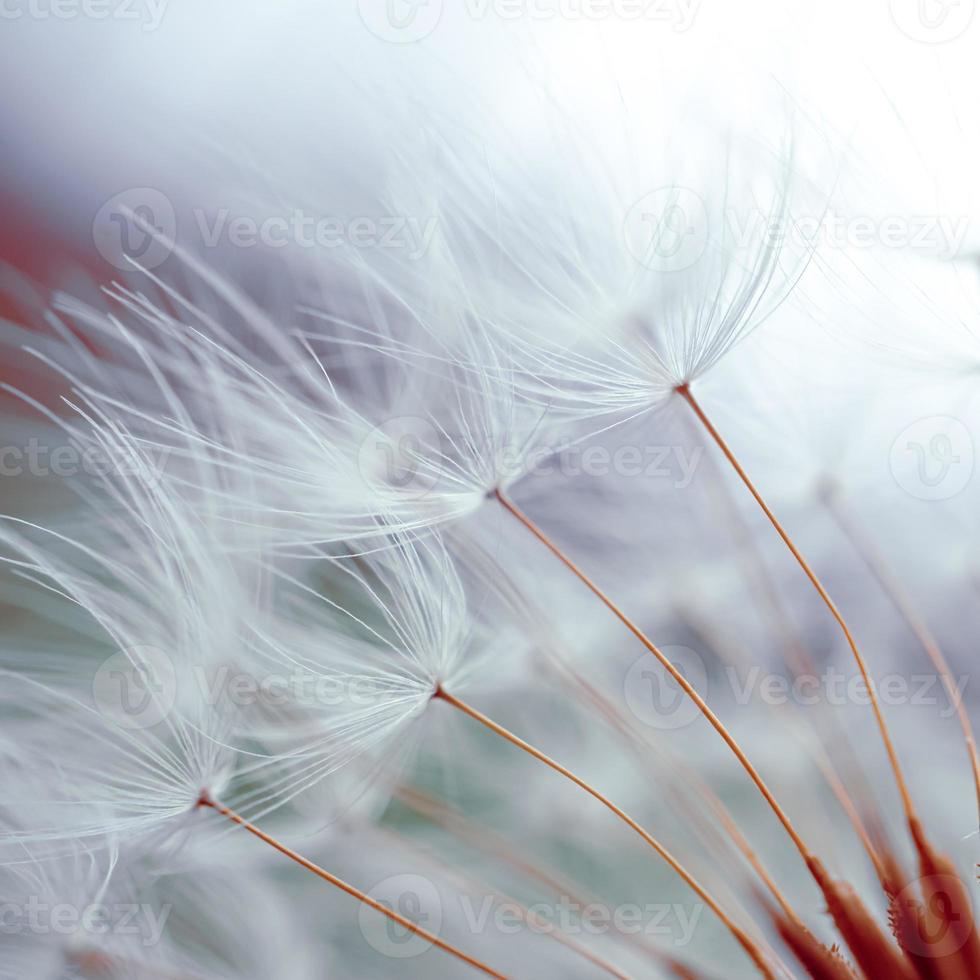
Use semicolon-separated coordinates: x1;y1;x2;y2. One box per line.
678;604;888;887
197;794;507;979
376;822;634;980
396;785;704;978
821;480;980;829
396;786;587;905
493;486;909;972
680;412;894;880
674;384;919;828
434;686;776;979
546;649;803;931
493;487;816;866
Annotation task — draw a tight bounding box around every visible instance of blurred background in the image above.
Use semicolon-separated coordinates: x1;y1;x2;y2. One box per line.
2;3;980;978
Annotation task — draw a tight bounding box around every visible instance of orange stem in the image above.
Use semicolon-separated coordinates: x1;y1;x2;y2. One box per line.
434;687;776;979
679;411;892;880
396;784;703;977
198;794;507;979
493;487;816;868
546;648;803;930
376;822;634;980
675;384;918;829
821;481;980;829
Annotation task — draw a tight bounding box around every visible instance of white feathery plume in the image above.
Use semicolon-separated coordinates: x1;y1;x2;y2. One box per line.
367;102;954;890
320;113;980;966
1;164;869;977
203;525;776;973
375;107;821;428
0;835;134;980
0;804;317;980
0;407;516;977
29;246;567;553
217;530;481;821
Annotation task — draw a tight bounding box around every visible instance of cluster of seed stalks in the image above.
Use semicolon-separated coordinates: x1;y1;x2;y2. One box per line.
162;380;976;980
